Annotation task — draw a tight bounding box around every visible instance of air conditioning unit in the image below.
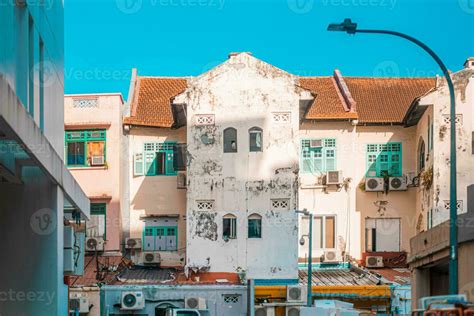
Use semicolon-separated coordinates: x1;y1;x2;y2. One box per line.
366;256;384;268
286;306;302;316
325;170;343;185
255;306;276;316
121;291;145;310
91;155;105;166
310;139;323;148
69;293;90;313
389;176;408;191
322;250;341;263
85;236;104;252
185;297;207;310
365;178;384;192
177;172;187;189
125;238;142;249
286;285;307;303
406;172;420;187
142;251;161;265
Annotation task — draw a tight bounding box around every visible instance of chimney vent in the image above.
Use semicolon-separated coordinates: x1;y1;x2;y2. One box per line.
228;52;252;59
464;57;474;69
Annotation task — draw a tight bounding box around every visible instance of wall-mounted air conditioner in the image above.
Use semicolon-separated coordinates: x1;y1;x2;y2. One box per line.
255;306;276;316
185;297;207;310
286;306;302;316
125;238;142;249
322;250;341;263
121;291;145;310
91;155;105;166
142;251;160;265
325;170;343;185
177;171;187;189
366;256;384;268
85;236;104;252
286;285;307;304
389;176;408;191
69;293;90;313
365;178;384;192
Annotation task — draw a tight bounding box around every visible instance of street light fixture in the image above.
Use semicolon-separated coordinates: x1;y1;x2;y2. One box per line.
296;208;313;307
327;19;458;294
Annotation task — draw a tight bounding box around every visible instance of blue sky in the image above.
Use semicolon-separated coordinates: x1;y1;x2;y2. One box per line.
65;0;474;99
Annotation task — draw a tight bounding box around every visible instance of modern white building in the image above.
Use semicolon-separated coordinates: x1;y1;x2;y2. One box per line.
0;1;89;315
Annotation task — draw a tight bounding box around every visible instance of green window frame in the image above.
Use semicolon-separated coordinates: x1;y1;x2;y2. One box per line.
65;130;106;167
87;203;106;239
142;226;178;251
301;139;336;173
366;142;402;177
248;214;262;238
134;142;179;176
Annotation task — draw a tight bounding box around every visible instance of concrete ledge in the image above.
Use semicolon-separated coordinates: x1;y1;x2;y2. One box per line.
0;75;90;218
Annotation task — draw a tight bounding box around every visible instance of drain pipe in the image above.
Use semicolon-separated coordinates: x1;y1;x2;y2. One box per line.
248;279;255;316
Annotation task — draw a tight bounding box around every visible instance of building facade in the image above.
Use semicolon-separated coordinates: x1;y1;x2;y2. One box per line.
0;1;89;315
409;59;474;305
64;93;125;254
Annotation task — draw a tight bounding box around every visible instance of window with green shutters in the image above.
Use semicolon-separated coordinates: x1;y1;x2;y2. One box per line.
301;139;336;174
87;203;106;239
142;226;178;251
65;130;106;167
134;142;180;176
366;143;402;177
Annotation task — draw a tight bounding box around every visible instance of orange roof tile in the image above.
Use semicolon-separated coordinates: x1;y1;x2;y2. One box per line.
344;77;436;124
124;77;187;128
299;77;358;120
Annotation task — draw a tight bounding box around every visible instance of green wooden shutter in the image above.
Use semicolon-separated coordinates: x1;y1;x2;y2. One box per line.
134;153;144;176
165;151;176;175
301;140;312;173
145;152;156;176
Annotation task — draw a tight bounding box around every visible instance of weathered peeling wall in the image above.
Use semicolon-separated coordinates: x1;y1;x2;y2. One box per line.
417;69;474;227
182;53;299;279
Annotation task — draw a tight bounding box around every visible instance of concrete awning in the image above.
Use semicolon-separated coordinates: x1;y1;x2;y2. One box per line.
0;75;90;219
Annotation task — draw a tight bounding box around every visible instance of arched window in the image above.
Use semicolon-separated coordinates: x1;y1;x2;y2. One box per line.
249;127;263;152
223;128;237;153
418;137;426;172
248;214;262;238
223;214;237;239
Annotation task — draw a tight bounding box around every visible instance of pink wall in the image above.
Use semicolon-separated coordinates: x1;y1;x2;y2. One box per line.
64;94;124;252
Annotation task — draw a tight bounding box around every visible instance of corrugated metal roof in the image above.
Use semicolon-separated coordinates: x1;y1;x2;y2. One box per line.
298;268;381;286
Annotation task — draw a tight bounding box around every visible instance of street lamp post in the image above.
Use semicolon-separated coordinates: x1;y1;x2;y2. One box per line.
327;19;458;294
297;209;313;307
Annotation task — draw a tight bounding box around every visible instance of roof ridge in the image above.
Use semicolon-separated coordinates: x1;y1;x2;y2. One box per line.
138;75;191;79
343;76;436;80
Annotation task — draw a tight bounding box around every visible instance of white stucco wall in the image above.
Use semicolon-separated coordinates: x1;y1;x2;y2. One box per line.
417;68;474;227
181;53;301;280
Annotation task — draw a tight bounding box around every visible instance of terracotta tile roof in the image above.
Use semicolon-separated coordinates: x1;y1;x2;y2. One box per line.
344;77;436;124
124;77;187;128
113;267;242;286
67;255;128;287
369;268;411;285
299;77;358;120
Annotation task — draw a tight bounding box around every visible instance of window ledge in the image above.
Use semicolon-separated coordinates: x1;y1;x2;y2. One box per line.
68;166;108;171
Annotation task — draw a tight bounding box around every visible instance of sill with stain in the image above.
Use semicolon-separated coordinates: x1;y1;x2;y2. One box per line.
67;165;108;171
